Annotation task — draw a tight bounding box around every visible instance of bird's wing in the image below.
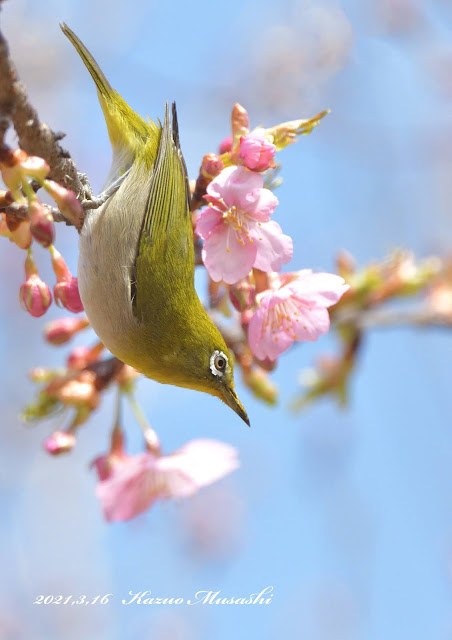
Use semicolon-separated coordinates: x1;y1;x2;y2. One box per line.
132;103;194;318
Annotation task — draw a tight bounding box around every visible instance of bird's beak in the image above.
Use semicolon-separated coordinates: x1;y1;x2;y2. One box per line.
221;386;250;426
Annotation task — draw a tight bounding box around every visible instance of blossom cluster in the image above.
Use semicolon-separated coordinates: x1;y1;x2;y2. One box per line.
1;103;351;523
194;104;349;363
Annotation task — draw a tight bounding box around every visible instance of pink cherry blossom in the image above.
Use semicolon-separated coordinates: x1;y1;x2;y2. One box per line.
95;439;239;522
248;270;349;361
239;128;276;171
196;166;292;284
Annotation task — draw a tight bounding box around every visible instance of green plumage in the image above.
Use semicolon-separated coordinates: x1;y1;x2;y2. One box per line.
61;23;160;171
61;23;249;425
135;103;193;318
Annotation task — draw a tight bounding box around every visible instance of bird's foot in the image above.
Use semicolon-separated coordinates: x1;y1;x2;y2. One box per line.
81;169;132;211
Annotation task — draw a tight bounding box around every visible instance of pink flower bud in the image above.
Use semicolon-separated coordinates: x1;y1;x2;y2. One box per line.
49;246;84;313
44;316;90;345
92;425;127;480
44;430;76;455
219;136;233;154
239;129;276;171
29;199;55;247
229;278;255;311
201;153;225;180
19;251;52;317
66;347;90;369
54;278;84;313
44;180;83;227
19;276;52;317
231;103;250;143
66;343;103;369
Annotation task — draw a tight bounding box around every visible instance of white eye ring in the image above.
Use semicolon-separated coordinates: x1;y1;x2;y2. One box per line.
210;350;228;377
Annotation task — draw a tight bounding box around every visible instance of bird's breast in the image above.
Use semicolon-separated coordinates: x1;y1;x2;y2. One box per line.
77;163;150;365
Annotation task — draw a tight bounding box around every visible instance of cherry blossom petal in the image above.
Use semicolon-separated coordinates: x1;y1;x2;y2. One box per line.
257;283;293;308
95;441;239;522
252;220;293;273
241;188;279;222
195;206;223;240
158;439;239;497
292;306;331;341
207;166;264;209
248;307;294;360
290;272;349;307
96;453;160;522
202;225;257;284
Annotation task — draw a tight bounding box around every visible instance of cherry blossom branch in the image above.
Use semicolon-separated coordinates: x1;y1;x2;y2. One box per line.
0;17;92;206
334;306;452;330
1;201;68;224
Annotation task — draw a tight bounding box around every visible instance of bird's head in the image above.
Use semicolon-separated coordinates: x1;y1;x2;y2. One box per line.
143;314;250;427
203;343;250;426
179;338;249;426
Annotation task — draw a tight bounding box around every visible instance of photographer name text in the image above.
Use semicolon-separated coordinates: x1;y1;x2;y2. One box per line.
33;586;274;607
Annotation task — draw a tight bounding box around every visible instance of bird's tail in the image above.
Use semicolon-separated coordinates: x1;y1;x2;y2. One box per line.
60;23;161;174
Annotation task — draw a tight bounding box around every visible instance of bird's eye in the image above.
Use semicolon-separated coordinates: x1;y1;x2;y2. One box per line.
215;355;226;371
210;350;228;377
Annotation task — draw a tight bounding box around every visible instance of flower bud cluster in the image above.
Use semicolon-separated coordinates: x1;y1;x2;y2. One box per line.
0;148;86;318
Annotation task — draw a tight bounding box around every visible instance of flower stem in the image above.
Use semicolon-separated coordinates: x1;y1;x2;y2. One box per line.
125;391;160;454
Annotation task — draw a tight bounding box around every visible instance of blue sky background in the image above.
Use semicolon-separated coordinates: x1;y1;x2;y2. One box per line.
2;1;452;638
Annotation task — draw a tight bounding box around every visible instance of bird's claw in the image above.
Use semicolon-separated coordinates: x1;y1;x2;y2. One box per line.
82;168;132;211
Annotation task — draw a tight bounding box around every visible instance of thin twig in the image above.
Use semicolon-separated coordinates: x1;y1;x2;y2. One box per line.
334;306;452;330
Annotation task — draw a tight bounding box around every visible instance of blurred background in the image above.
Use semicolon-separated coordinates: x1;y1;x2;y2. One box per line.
1;0;452;638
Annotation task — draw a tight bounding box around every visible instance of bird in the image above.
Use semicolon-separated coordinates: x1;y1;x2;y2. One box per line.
60;24;249;425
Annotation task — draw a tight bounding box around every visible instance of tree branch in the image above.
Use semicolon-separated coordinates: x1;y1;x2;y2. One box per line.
0;16;92;201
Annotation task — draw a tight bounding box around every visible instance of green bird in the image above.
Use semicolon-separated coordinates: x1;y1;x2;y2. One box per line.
61;24;249;425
